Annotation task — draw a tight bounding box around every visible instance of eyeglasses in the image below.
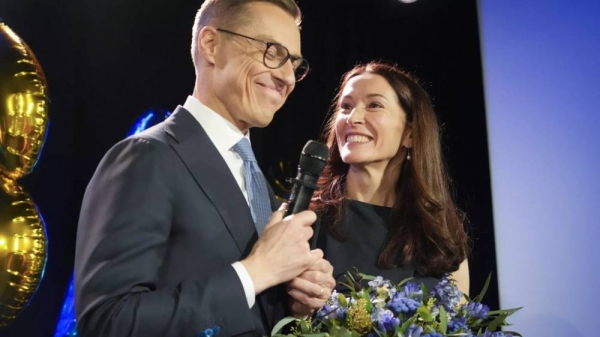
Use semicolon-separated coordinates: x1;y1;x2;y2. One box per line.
216;28;310;82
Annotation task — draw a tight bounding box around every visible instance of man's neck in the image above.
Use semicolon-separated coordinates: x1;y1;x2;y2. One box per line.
192;81;250;134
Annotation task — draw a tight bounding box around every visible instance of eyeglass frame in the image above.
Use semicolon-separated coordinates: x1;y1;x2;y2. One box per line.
215;28;310;82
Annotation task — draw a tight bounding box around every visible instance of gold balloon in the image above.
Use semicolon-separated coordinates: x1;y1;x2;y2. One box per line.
0;22;49;327
0;22;50;179
0;176;47;326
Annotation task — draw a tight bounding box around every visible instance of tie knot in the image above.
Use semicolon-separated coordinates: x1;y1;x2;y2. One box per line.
233;137;257;162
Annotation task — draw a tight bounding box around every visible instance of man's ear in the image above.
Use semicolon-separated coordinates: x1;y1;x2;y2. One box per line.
198;26;218;65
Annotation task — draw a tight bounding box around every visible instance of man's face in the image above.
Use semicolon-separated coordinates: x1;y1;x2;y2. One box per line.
209;2;301;132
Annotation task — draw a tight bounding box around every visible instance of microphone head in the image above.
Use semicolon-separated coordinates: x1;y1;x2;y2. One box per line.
299;140;329;176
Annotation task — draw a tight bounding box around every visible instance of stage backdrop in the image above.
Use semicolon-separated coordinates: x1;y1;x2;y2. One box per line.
480;1;600;336
0;0;495;335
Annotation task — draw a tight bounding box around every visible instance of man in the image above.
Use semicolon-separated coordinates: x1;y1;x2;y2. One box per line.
74;1;335;336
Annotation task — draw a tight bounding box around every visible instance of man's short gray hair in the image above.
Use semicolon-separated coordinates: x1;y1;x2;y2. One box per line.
190;0;302;68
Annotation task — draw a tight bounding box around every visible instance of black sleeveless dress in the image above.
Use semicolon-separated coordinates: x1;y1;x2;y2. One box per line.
314;199;440;293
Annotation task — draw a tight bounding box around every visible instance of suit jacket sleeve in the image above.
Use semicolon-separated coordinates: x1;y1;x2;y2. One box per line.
75;137;256;337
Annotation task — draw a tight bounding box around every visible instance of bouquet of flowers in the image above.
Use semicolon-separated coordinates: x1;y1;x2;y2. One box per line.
271;272;521;337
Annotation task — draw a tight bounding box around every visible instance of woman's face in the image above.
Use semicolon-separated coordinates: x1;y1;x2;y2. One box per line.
335;72;412;168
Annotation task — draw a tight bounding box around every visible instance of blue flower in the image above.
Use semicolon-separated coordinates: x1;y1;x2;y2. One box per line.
368;276;386;288
387;292;421;315
467;302;490;319
406;324;423;337
368;276;396;298
430;275;462;313
371;308;399;333
316;303;347;321
401;281;423;302
315;290;349;321
368;276;393;289
448;316;470;333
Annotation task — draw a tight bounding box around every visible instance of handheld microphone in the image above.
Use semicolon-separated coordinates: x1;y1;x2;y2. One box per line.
285;140;329;217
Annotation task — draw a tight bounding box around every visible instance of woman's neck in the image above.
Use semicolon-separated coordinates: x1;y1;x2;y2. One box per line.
345;163;401;207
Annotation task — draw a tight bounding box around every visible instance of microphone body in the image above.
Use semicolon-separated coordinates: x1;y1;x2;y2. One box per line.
284;140;329;217
285;171;319;217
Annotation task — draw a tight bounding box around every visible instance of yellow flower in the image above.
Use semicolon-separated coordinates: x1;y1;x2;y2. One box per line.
347;299;372;334
376;285;388;296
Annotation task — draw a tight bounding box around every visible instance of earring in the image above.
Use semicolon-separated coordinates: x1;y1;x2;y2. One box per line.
406;149;411;161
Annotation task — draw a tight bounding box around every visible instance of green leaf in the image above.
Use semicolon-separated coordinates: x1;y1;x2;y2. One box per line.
371;328;385;337
339;281;358;295
362;290;372;312
419;282;428;296
270;316;298;336
358;272;376;281
487;307;523;316
417;306;433;322
422;325;435;333
338;293;348;308
399;316;417;333
300;319;312;333
474;273;492;303
503;331;523;337
397;276;415;288
329;326;352;337
346;270;358;284
342;273;356;290
486;313;508;331
439;306;448;334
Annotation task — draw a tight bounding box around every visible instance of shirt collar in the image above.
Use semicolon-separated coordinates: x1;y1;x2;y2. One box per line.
183;95;249;152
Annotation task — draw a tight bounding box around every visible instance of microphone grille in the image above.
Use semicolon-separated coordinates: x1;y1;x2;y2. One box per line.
299;140;329;176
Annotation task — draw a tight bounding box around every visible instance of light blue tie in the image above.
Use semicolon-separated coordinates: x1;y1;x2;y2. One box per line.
233;138;271;235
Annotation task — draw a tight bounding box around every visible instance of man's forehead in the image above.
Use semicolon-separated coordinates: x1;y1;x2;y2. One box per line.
256;31;301;54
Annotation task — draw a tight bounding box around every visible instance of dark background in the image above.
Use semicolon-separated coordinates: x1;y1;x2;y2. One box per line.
0;0;497;335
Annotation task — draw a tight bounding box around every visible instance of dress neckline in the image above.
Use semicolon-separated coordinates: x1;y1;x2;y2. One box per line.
344;198;393;209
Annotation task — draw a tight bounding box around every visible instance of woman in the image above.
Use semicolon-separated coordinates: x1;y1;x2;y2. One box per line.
311;61;470;295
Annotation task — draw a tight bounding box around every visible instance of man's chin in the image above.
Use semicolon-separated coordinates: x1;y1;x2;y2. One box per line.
256;108;279;127
254;117;274;128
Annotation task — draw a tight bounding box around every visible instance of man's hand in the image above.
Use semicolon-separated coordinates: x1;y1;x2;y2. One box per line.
241;204;322;295
287;258;336;318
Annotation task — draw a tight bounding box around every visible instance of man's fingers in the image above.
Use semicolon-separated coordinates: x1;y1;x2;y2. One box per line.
307;257;333;273
289;300;314;318
288;276;332;299
263;203;287;230
309;249;324;263
285;210;317;225
297;270;336;291
287;288;328;309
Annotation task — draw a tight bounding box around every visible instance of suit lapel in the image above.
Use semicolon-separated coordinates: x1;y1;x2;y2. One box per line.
164;107;257;256
165;107;279;327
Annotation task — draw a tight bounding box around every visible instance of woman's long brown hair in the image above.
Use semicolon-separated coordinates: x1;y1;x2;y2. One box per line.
311;61;469;278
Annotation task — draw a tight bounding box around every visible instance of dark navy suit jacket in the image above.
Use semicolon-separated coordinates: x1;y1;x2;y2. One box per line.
75;107;284;337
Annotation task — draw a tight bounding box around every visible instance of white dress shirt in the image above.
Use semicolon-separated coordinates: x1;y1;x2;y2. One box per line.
183;95;256;309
